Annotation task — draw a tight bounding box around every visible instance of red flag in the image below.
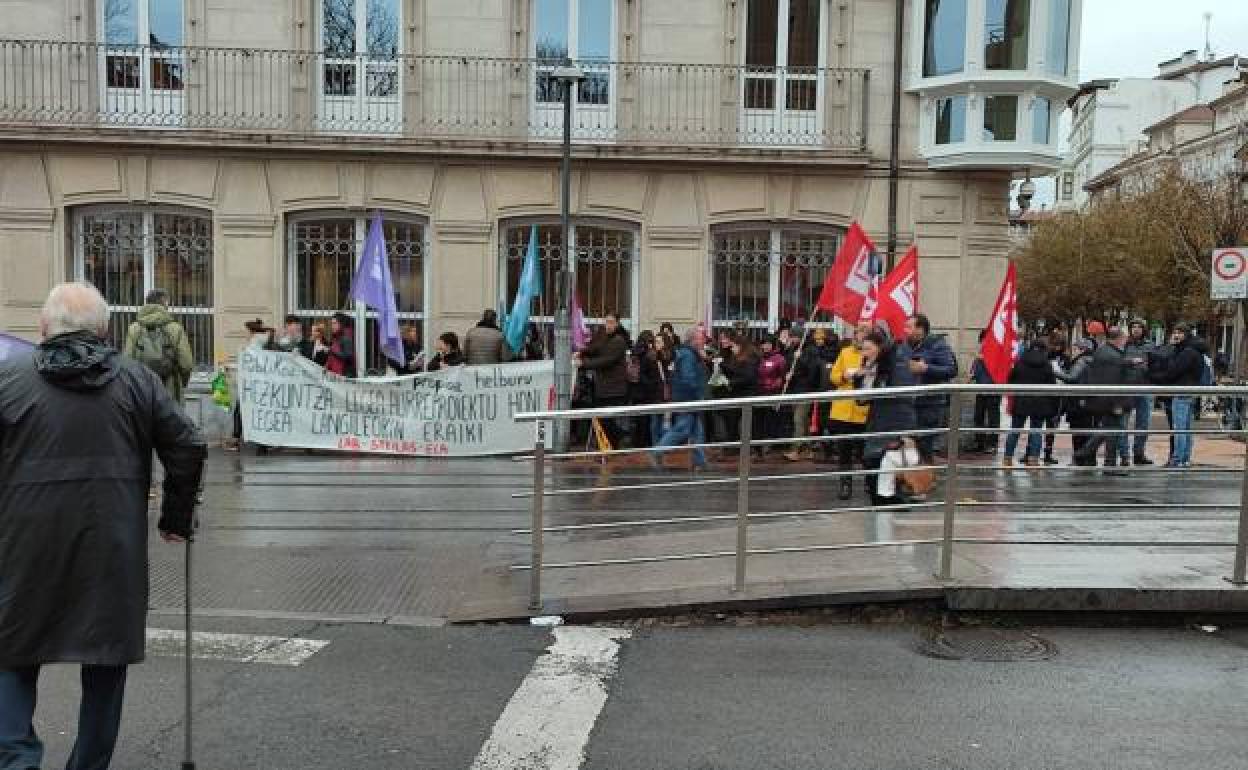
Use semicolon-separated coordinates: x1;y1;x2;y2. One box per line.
815;222;879;324
871;246;919;338
982;262;1019;385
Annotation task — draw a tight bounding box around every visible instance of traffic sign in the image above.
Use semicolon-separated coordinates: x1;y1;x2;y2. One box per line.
1212;248;1248;299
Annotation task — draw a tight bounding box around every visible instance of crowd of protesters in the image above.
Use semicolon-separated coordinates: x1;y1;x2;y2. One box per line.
236;305;1218;485
979;319;1214;472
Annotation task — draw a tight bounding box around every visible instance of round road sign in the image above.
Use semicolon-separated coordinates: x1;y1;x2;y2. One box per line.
1214;249;1246;281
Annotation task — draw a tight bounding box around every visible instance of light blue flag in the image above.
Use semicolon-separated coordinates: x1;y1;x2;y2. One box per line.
505;225;542;353
349;212;404;365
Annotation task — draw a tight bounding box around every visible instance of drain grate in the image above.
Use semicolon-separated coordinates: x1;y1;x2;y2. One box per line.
916;627;1058;662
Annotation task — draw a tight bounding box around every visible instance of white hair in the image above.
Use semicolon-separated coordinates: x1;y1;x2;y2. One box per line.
41;282;110;338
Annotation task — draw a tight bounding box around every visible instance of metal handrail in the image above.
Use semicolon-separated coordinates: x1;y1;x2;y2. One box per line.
519;382;1248;611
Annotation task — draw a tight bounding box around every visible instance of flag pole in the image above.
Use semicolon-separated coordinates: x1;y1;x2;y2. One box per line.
781;309;819;396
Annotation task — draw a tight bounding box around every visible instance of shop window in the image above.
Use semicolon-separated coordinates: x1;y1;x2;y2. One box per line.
75;206;214;367
710;225;841;334
288;212;425;371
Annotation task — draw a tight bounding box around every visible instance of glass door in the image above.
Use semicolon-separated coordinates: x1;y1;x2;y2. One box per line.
741;0;824;145
100;0;184;126
532;0;615;139
320;0;402;133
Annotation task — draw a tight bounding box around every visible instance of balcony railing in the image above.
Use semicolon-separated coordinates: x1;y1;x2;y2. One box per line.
0;40;870;152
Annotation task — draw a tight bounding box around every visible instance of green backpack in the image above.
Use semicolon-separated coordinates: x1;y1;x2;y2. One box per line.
134;323;178;379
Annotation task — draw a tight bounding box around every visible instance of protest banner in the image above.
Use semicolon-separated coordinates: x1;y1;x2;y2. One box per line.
237;349;554;457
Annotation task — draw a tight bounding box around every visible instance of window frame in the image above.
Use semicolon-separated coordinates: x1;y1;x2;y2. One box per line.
497;217;640;339
709;222;844;335
285;210;429;372
982;93;1019;141
983;0;1031;72
934;94;968;145
317;0;404;134
922;0;968;78
530;0;618;140
740;0;828;140
72;203;215;368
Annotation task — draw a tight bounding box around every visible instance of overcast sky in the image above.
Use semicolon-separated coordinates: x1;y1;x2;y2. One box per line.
1078;0;1248;80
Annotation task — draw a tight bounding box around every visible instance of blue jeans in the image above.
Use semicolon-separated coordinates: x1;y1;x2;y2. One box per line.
1171;396;1194;465
653;412;707;468
1118;395;1154;459
1003;414;1044;459
0;665;128;770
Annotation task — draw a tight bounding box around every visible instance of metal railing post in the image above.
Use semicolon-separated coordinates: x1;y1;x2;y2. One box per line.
735;405;754;591
1230;436;1248;585
529;420;548;611
939;389;962;581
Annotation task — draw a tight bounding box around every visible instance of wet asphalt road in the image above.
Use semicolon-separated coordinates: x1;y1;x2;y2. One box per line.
26;619;1248;769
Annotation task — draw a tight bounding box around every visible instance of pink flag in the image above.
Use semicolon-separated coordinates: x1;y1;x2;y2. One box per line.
571;293;589;351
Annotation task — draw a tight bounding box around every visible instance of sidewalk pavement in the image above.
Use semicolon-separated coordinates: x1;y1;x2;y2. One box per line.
157;419;1248;624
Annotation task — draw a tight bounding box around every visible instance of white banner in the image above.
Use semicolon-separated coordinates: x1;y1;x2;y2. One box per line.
237;349;553;456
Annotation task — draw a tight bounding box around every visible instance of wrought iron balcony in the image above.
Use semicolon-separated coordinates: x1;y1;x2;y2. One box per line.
0;40;870;153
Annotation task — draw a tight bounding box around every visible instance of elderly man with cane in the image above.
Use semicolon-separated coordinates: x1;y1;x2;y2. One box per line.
0;282;205;770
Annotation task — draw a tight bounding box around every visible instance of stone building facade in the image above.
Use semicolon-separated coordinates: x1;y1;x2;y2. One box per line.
0;0;1080;367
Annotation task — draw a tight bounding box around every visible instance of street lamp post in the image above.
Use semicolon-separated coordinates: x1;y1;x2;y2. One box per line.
551;63;585;451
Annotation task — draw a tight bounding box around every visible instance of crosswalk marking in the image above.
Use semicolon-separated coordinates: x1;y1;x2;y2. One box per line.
145;629;330;666
471;626;630;770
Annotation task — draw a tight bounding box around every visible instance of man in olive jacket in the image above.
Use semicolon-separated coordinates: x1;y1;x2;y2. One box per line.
0;283;206;770
123;288;195;403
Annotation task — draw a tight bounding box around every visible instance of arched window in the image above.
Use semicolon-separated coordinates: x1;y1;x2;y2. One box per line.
710;223;842;335
498;219;638;342
287;211;426;371
74;205;215;367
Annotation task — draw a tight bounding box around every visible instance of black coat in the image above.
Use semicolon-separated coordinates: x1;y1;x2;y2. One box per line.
856;347;917;458
722;351;759;398
580;330;631;401
1008;347;1060;419
1085;342;1130;416
0;333;205;667
1158;338;1206;386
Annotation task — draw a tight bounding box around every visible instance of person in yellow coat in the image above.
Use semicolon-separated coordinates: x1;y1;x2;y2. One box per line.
828;321;872;499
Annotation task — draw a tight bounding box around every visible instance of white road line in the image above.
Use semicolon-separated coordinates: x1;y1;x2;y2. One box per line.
145;629;330;666
471;626;631;770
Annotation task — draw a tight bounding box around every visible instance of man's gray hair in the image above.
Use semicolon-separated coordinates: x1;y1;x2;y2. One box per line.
41;282;110;338
683;326;702;345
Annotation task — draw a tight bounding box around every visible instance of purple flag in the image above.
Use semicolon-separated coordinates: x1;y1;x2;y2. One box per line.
571;292;589;351
0;333;34;362
349;212;404;365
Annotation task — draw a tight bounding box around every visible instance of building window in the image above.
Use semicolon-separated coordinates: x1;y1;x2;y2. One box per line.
710;225;842;333
1061;172;1074;200
319;0;402;132
983;94;1018;141
922;0;967;77
288;212;425;371
499;221;637;339
744;0;821;112
984;0;1029;71
534;0;613;106
100;0;185;122
75;206;214;368
935;95;967;144
1032;96;1051;143
1047;0;1072;75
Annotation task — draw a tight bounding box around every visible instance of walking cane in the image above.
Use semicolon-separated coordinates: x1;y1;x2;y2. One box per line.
182;534;195;770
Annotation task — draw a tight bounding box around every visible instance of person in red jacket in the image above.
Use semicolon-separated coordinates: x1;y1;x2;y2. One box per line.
325;312;357;378
756;335;788;458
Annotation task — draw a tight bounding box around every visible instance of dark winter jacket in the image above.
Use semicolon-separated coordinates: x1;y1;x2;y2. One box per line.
855;346;917;459
897;333;958;408
1122;337;1155;385
1085;341;1130;415
427;349;465;372
580;329;631;400
1157;336;1206;387
722;351;760;398
1008;346;1060;419
790;343;830;393
632;342;665;404
0;332;205;667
